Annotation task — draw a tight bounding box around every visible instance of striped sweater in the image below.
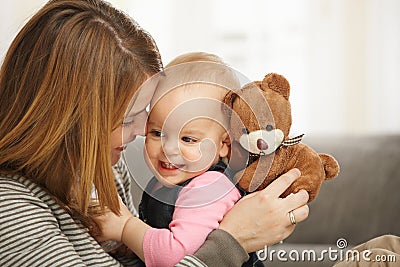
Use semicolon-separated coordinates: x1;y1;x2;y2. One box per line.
0;159;247;266
0;160;142;267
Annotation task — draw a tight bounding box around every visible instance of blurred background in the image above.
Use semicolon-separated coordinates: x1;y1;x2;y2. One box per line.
1;0;399;136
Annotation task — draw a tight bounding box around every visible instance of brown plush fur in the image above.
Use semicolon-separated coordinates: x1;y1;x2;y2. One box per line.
225;73;339;202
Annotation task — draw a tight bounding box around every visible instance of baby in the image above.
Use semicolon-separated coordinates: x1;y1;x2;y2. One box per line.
139;52;243;266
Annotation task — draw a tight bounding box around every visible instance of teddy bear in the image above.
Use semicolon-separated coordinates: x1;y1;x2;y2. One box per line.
224;73;339;202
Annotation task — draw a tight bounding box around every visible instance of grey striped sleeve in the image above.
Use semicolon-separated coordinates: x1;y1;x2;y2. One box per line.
175;256;208;267
0;175;127;267
0;176;87;267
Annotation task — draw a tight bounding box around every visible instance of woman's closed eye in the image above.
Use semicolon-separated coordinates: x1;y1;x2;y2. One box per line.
122;120;134;127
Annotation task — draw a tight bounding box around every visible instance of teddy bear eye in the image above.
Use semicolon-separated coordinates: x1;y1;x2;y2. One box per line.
266;125;274;131
242;128;249;134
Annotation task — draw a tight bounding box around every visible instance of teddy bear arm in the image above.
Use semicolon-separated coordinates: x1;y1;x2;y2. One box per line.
282;146;326;202
236;157;277;192
319;153;340;180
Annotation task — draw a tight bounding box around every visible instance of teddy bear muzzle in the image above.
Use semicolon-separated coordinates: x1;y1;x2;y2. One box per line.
239;129;284;155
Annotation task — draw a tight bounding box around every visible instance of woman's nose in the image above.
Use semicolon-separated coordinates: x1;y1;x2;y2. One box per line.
135;124;146;137
122;124;145;144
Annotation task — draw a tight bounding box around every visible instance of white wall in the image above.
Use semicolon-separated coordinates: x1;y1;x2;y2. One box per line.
0;1;48;59
2;0;399;136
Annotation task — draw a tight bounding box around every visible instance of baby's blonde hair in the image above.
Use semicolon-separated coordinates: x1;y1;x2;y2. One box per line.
166;51;224;68
152;52;240;106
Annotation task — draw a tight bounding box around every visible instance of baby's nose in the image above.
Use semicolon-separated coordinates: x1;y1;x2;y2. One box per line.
162;139;180;155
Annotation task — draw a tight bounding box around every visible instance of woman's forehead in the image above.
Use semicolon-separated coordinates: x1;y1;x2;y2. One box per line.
125;74;161;116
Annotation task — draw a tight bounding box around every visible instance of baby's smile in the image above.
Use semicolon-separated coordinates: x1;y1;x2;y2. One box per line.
160;161;184;170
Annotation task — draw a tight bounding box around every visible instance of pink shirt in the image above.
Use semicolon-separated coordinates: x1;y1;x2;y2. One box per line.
142;171;241;267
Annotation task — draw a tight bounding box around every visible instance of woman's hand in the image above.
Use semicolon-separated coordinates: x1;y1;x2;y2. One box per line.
219;168;309;253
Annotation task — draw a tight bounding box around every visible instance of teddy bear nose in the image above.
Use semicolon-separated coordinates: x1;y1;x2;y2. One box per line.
257;139;268;151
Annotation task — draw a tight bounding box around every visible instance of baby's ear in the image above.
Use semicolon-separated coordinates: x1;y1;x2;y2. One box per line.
219;132;230;158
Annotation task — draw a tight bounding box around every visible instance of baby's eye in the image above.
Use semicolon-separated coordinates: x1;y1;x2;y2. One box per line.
181;136;198;143
242;128;249;134
266;125;274;131
148;130;165;137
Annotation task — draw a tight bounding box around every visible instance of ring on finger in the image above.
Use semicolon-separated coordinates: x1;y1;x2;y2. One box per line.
289;210;296;225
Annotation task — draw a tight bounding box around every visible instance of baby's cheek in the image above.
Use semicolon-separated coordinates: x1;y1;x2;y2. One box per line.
181;144;201;162
185;139;217;170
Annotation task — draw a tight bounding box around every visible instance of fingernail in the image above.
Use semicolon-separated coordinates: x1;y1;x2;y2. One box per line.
300;189;309;199
292;168;301;177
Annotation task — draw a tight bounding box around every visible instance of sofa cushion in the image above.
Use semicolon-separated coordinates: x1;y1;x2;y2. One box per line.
286;135;400;246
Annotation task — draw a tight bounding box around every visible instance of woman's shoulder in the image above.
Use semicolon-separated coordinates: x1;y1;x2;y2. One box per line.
1;173;41;197
0;174;128;267
0;173;54;209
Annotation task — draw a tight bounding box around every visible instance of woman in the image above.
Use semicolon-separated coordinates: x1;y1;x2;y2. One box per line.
0;0;309;266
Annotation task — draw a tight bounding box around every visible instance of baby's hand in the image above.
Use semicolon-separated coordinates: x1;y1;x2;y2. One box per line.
94;198;134;242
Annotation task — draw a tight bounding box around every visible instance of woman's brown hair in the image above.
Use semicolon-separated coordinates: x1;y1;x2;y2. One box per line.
0;0;162;232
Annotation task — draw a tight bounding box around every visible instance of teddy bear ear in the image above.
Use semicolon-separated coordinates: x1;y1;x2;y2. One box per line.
223;90;238;108
222;90;239;118
261;73;290;100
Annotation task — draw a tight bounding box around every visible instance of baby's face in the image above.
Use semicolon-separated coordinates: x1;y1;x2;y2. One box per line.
144;83;229;186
